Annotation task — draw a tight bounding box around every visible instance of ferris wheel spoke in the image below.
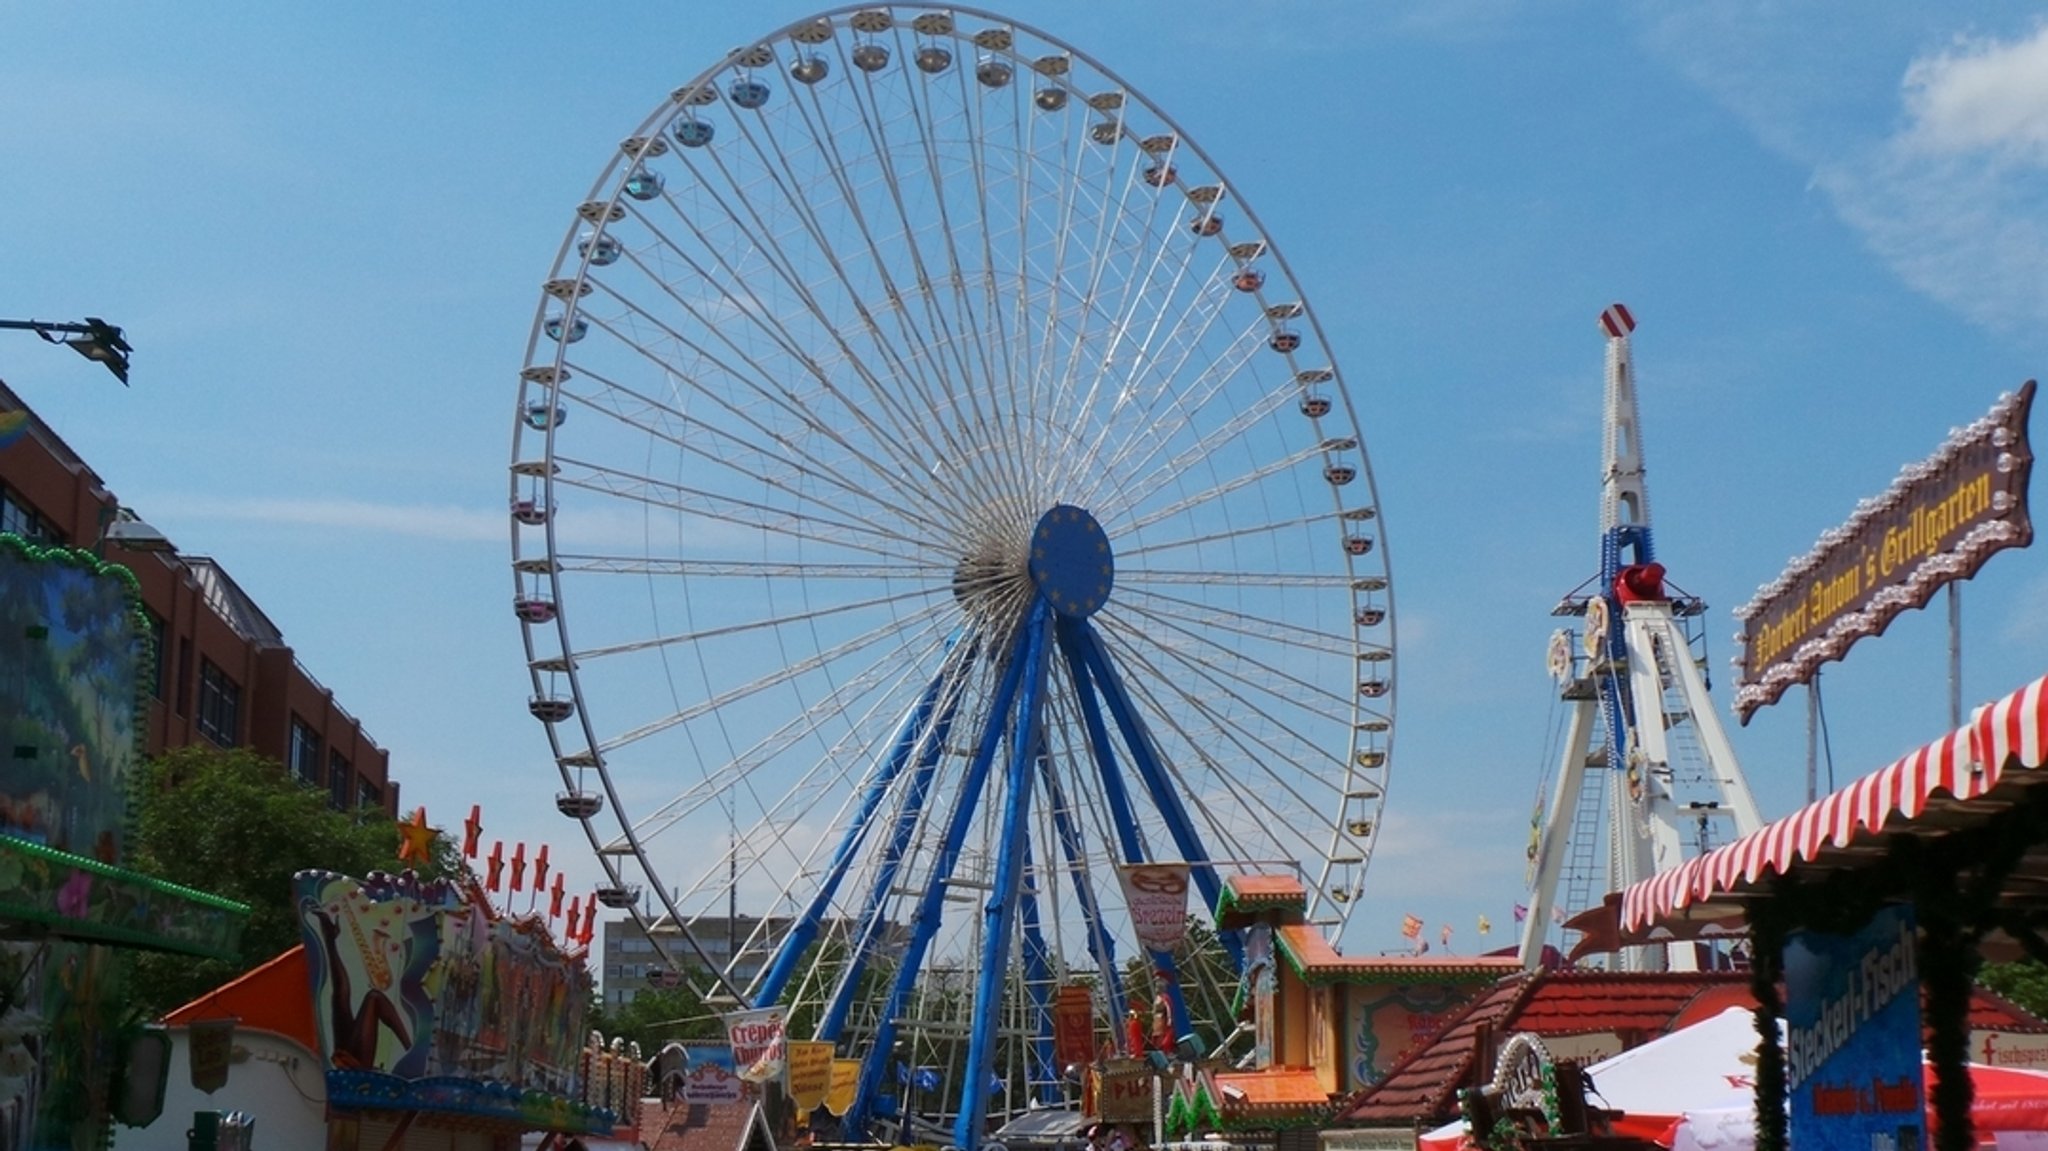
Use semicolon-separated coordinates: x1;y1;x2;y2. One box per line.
594;597;957;755
1114;584;1359;658
563;582;945;663
1078;332;1270;516
1106;602;1354;727
1108;639;1382;897
568;293;958;540
1115;453;1329;549
637;624;966;895
767;77;1033;531
669;108;1021;533
889;57;1020;485
1095;629;1345;872
1117;567;1354;588
1120;509;1355;560
1042;159;1156;462
1092;351;1305;521
806;47;1032;518
1063;251;1242;490
552;555;948;580
1057;157;1222;470
597;219;979;535
545;457;931;559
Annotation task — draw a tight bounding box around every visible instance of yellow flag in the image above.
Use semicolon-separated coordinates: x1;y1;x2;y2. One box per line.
826;1058;863;1116
787;1041;835;1112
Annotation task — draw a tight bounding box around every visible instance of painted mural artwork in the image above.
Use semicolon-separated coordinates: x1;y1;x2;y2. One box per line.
1348;983;1471;1086
295;868;587;1097
0;541;145;1150
0;540;140;862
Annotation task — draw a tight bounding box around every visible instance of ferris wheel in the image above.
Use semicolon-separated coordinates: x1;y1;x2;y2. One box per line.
509;5;1394;1140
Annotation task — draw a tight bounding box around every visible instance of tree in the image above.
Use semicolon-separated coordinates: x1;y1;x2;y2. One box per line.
125;744;459;1016
1980;960;2048;1021
588;983;724;1050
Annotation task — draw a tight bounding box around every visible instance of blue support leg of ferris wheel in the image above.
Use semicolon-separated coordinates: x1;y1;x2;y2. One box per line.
1074;618;1245;995
956;602;1053;1149
1037;744;1129;1026
844;606;1042;1142
1015;828;1061;1106
755;641;958;1007
817;662;965;1044
1052;617;1146;865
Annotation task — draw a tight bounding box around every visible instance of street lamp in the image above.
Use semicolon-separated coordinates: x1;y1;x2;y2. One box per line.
0;317;132;384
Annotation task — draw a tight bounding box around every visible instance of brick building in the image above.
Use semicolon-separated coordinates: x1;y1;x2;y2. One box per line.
0;379;397;812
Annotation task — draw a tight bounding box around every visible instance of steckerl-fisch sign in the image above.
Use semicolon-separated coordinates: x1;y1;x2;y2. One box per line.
1733;381;2034;724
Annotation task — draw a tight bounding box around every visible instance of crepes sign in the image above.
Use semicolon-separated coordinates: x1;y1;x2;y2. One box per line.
725;1006;788;1083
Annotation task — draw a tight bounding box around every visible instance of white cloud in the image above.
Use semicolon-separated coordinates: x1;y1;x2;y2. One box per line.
1900;24;2048;164
150;494;504;542
1641;9;2048;347
1814;23;2048;342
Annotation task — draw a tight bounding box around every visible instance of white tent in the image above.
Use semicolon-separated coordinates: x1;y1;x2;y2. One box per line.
1418;1007;2048;1151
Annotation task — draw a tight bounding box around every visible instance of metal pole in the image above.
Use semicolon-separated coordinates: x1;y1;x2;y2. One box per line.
1805;682;1818;805
1949;584;1963;730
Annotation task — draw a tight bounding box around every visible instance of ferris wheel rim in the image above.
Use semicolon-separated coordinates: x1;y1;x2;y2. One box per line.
506;0;1398;1017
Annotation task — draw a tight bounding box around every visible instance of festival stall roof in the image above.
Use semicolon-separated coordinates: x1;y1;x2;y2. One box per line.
1336;971;1754;1127
1274;924;1524;986
638;1099;775;1151
162;943;319;1053
990;1107;1092;1147
1618;672;2048;949
1416;1007;2048;1151
1214;874;1521;986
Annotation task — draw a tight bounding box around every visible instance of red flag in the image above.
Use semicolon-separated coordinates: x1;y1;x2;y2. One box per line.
486;841;505;892
462;804;483;858
577;895;597;944
510;843;527;892
1513;903;1529;923
549;872;566;918
533;844;551;891
564;897;582;940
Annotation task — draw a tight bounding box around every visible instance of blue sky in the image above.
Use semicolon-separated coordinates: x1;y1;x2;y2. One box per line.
4;3;2046;960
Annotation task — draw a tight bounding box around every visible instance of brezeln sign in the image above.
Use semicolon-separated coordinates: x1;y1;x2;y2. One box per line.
1734;381;2034;723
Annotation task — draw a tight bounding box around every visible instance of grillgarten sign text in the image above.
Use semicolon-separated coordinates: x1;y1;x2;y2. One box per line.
1734;381;2034;723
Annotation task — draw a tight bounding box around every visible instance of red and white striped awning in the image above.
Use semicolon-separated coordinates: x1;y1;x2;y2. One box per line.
1621;672;2048;934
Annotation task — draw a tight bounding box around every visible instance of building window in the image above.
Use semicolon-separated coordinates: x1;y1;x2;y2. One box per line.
288;716;323;786
0;486;58;544
175;638;193;717
357;778;382;813
328;750;352;812
140;609;167;700
195;658;241;747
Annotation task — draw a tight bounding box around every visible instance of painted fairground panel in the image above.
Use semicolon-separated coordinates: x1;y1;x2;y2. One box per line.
294;868;609;1133
0;537;141;861
0;539;145;1148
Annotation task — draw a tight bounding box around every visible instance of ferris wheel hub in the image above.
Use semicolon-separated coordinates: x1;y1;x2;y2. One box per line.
1029;504;1113;619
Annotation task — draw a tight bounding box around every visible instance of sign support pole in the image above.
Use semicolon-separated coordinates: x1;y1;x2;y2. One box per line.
1949;584;1963;730
1806;682;1819;805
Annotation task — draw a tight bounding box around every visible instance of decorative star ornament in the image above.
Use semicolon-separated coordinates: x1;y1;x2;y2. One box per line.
397;806;441;864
